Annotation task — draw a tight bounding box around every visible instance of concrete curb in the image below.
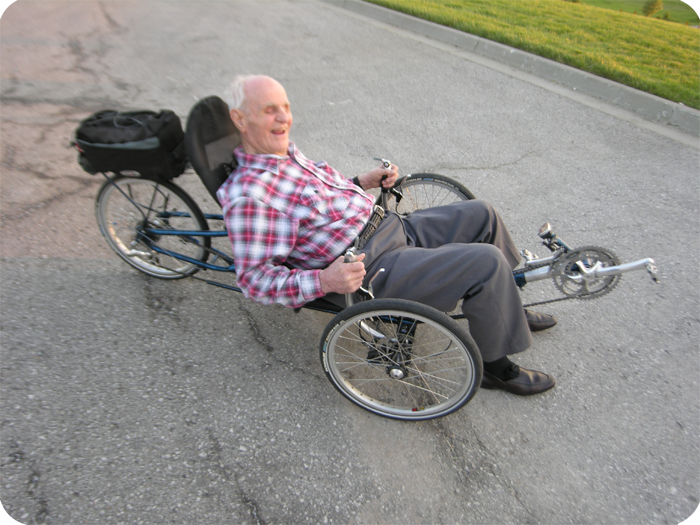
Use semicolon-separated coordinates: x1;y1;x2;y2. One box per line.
328;0;700;138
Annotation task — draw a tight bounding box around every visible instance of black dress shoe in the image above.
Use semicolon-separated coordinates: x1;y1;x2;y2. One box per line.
481;366;555;396
524;309;557;332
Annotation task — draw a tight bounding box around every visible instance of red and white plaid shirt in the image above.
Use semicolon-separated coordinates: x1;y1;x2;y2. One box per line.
217;143;374;308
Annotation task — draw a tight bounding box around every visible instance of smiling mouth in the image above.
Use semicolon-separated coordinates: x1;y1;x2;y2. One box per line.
271;129;287;136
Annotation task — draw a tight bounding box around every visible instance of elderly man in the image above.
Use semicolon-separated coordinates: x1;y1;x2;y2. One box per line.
217;74;556;396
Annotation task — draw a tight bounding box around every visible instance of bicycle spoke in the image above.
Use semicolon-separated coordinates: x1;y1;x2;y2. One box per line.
97;177;209;279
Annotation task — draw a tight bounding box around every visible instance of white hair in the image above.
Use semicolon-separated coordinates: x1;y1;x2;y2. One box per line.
223;75;257;111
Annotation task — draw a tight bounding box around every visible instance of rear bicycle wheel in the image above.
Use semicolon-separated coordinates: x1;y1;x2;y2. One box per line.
389;173;474;215
320;298;482;421
95;176;210;279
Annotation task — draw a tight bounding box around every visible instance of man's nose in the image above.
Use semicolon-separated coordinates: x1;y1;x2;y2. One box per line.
276;109;291;122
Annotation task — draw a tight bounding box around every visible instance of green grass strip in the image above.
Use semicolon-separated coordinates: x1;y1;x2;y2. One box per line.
366;0;700;109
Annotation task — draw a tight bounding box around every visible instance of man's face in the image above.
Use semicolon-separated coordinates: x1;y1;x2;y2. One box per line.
232;76;293;156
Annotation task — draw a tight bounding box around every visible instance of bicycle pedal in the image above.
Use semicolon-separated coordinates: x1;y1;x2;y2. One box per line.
646;261;660;283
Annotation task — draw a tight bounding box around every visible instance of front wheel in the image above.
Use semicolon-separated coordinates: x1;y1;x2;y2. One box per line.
386;173;475;215
95;175;210;279
320;298;482;421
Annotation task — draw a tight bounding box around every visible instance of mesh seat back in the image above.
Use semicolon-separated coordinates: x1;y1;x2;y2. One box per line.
185;96;241;204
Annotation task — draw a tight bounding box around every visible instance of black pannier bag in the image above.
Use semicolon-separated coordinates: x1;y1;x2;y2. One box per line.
73;109;188;181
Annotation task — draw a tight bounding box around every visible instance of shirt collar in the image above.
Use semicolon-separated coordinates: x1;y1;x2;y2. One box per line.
234;143;299;175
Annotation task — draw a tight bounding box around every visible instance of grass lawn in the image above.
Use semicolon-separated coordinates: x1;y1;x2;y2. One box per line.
365;0;700;109
580;0;699;25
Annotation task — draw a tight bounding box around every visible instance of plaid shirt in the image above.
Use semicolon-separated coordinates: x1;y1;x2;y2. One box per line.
217;143;374;308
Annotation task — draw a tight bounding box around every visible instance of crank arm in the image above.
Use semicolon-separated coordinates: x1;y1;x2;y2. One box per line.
575;258;660;283
517;257;660;285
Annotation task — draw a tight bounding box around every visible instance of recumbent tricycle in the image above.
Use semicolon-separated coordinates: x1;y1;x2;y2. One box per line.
72;96;659;421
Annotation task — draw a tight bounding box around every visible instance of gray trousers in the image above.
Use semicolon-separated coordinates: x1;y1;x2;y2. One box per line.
356;200;533;362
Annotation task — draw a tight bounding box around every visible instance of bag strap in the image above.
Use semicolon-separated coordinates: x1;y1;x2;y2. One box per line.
83;110;159;127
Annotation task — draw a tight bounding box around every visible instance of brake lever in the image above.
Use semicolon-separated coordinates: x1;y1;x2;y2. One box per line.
344;248;384;306
344;248;358;264
373;157;391;169
374;157;392;194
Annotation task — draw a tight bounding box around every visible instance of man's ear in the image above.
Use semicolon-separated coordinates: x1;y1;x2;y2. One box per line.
230;109;245;132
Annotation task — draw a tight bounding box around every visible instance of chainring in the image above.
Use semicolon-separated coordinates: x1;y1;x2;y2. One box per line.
552;246;621;300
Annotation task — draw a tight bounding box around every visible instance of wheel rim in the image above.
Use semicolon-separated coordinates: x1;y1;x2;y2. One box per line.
394;178;468;215
98;178;206;277
323;308;477;419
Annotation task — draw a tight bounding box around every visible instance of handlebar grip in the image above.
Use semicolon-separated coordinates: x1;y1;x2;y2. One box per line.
380;174;389;193
374;157;392;193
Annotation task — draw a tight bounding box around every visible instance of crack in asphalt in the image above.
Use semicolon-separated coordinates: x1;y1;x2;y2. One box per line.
431;418;475;487
240;306;275;354
98;2;122;31
1;107;86;126
0;111;83;159
71;7;146;103
1;3;136;110
431;150;539;172
0;92;125;111
237;303;325;381
205;427;266;525
462;418;536;520
419;416;539;521
0;161;100;222
0;81;18;98
26;464;49;524
0;144;52;178
1;108;105;221
0;29;135;110
2;445;50;524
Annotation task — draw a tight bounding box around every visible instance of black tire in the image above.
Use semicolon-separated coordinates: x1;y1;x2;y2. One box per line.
320;298;482;421
95;175;210;279
387;173;475;216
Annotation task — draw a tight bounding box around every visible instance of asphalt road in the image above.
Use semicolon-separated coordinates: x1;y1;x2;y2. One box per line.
1;1;699;524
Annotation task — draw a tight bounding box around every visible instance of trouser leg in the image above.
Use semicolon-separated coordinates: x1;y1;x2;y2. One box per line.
364;242;532;362
403;199;521;269
358;199;531;361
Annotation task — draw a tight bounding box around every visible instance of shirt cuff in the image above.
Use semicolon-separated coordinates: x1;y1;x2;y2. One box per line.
306;269;325;301
299;270;325;303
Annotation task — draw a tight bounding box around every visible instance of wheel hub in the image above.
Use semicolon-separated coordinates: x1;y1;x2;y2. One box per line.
389;367;406;379
366;342;412;380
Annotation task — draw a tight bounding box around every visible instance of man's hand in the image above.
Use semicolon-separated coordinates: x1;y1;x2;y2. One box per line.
356;163;399;190
320;253;366;294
